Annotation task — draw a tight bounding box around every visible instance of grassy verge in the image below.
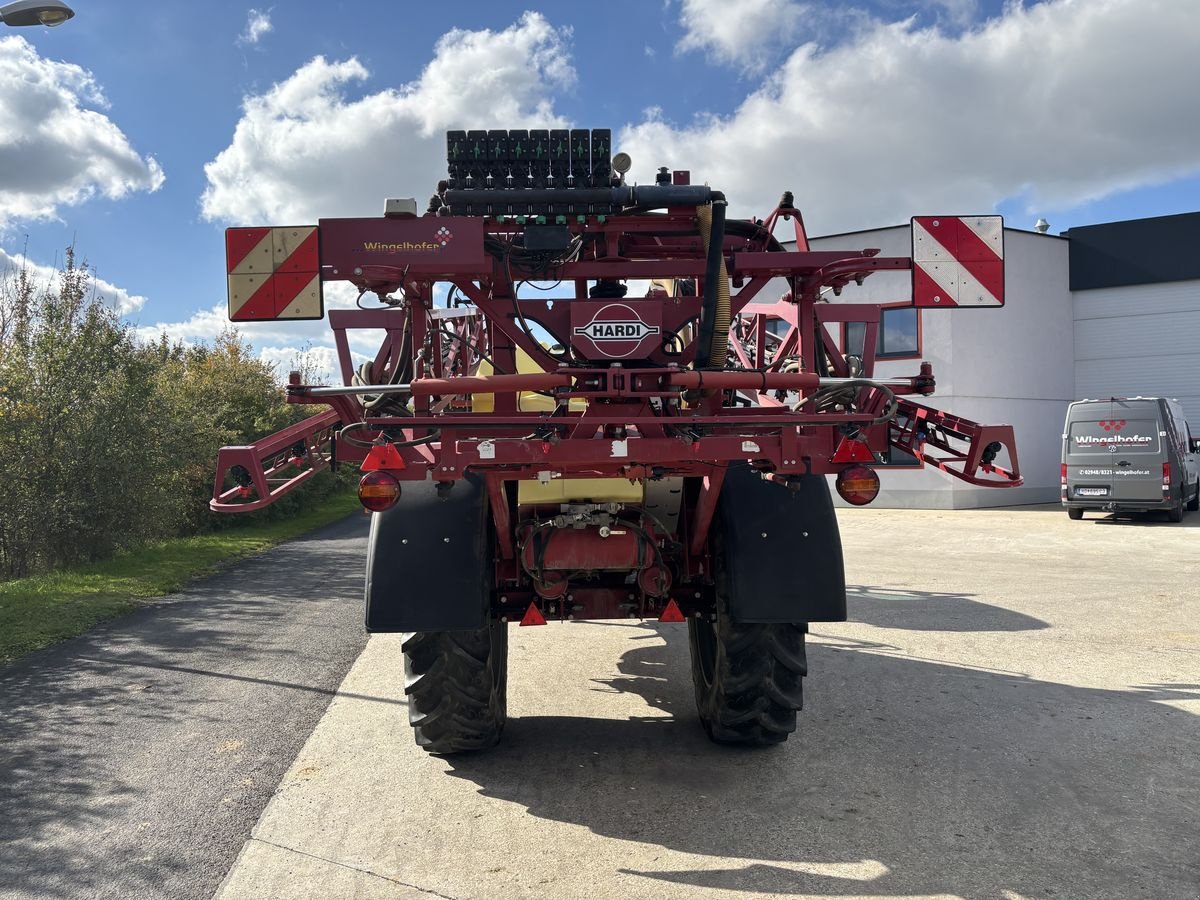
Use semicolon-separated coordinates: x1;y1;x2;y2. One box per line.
0;490;362;667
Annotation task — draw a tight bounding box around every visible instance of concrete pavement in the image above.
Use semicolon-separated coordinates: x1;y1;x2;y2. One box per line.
214;506;1200;900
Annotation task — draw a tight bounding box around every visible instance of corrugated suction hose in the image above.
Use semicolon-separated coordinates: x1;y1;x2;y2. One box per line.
695;201;730;371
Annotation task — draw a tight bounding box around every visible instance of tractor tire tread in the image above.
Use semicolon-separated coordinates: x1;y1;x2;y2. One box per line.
689;566;807;746
402;623;507;754
687;518;809;747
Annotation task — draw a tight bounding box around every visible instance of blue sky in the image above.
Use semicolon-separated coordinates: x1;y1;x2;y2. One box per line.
2;0;1199;373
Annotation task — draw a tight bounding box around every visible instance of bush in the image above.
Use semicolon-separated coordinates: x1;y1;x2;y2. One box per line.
0;249;339;580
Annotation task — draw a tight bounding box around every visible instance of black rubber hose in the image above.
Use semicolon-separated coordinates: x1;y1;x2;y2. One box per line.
694;194;727;370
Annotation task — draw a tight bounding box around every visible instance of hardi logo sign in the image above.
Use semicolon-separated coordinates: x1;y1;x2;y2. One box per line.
570;302;662;359
576;317;658;342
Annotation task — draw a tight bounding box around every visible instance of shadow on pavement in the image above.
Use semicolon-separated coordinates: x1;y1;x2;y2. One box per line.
1088;512;1200;528
0;516;369;900
446;615;1199;898
845;585;1050;632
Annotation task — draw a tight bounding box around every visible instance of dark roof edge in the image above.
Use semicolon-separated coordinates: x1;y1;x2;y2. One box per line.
1063;209;1200;234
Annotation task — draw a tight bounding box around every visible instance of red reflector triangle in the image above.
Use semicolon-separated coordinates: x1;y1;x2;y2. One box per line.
832;436;876;464
361;442;406;471
519;603;547;626
658;599;686;623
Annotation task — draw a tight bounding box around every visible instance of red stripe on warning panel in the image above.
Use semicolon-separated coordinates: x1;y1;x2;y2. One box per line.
947;220;1004;301
226;227;272;273
230;276;276;321
966;260;1003;305
271;272;315;316
275;228;319;274
913;262;958;307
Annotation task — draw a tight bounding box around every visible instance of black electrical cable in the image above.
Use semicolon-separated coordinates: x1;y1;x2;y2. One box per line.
660;315;701;355
439;325;506;374
805;379;898;425
338;422;441;449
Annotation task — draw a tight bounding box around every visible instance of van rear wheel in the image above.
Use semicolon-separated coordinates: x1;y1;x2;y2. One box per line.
1167;494;1184;523
1067;507;1083;520
1187;483;1200;512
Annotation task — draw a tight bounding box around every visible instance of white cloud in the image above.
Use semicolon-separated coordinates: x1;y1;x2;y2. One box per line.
629;0;1200;233
132;282;372;383
675;0;808;71
0;36;164;229
925;0;980;28
134;280;354;346
183;12;577;381
256;344;340;383
237;8;272;46
0;247;147;314
202;11;574;224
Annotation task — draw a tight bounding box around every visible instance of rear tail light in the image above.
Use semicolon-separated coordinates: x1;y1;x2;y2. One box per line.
1060;463;1067;485
358;471;402;511
1162;462;1171;492
835;465;881;506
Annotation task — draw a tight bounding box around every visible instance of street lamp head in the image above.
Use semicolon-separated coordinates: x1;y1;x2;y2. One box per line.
0;0;75;27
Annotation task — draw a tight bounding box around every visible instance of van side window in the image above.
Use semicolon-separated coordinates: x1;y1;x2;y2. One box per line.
1164;412;1183;455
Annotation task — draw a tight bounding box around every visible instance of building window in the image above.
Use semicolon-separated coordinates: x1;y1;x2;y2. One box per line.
843;305;921;360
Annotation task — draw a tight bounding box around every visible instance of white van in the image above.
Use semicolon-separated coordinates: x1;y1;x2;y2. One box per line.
1061;397;1200;522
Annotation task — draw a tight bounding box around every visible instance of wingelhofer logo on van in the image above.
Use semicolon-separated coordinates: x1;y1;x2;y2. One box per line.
1073;434;1153;446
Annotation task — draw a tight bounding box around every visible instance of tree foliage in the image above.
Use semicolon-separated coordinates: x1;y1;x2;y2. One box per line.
0;250;334;580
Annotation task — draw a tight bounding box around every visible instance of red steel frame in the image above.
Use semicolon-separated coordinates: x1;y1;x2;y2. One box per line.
212;189;1022;593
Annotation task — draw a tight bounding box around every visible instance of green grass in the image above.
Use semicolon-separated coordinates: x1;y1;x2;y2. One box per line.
0;490;362;667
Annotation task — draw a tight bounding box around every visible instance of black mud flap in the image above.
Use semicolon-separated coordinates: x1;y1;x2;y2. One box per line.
365;475;490;632
717;464;846;623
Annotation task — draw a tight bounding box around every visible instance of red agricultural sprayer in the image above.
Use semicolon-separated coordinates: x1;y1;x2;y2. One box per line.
212;128;1021;753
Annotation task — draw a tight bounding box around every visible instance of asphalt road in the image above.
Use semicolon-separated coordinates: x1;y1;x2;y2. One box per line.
213;506;1200;900
0;514;371;900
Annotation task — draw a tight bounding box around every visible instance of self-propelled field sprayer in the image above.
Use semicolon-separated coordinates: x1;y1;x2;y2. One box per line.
212;128;1022;753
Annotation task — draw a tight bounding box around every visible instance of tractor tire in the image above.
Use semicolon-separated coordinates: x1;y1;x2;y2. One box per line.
687;525;807;745
687;608;807;745
402;619;508;754
1068;507;1084;520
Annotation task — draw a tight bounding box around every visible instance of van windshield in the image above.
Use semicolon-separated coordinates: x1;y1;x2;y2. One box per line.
1068;419;1160;455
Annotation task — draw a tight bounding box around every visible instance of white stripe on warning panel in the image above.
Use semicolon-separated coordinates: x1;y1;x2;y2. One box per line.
960;216;1004;260
911;219;951;263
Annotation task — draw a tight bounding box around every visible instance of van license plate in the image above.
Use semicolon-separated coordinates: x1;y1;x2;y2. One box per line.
1076;487;1108;497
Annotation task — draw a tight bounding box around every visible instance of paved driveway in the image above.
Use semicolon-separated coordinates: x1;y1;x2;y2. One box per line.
212;506;1200;900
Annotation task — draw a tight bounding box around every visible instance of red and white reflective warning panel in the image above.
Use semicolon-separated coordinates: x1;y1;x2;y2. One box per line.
910;216;1004;308
226;226;323;322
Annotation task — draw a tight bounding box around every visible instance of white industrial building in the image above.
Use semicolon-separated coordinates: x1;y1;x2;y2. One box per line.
802;211;1200;508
